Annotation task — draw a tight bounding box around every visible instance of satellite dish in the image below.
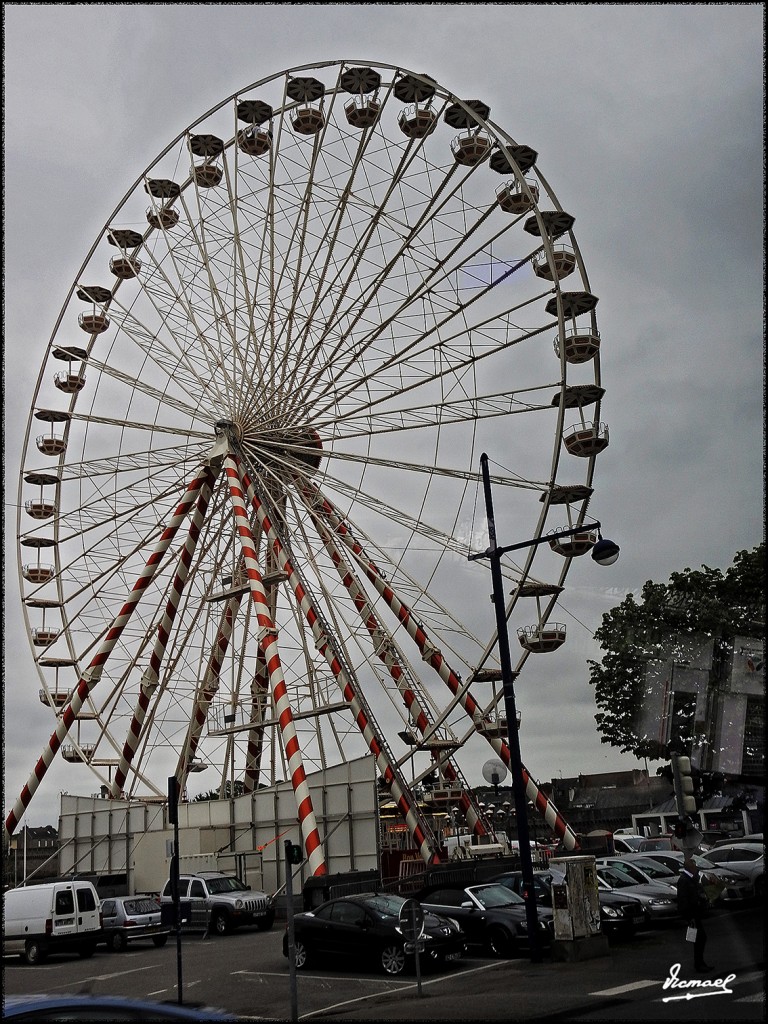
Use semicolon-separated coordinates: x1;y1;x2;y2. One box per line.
482;759;509;790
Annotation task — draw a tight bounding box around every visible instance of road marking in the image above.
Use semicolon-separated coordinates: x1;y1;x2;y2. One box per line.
232;969;403;985
296;961;507;1019
590;979;658;996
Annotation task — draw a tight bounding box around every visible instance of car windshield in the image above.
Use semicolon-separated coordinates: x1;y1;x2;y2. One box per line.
612;862;652;884
631;858;675;878
205;876;248;894
361;893;405;918
599;867;636;889
470;884;524;908
618;836;645;850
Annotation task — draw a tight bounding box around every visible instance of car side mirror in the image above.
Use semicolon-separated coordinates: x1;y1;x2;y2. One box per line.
461;901;474;909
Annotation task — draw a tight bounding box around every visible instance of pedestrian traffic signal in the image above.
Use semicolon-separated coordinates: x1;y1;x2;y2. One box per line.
673;819;687;840
286;843;303;865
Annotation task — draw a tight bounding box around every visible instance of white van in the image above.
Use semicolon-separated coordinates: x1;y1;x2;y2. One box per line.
3;880;103;964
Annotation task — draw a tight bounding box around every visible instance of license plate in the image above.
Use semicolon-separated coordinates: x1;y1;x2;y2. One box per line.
445;951;462;960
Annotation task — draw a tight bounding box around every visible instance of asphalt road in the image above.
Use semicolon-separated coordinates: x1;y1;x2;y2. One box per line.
3;903;763;1020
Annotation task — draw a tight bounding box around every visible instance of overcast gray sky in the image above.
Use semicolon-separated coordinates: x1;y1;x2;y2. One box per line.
3;4;764;830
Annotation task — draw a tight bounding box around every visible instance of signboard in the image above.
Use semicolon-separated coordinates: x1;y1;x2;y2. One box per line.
398;899;425;942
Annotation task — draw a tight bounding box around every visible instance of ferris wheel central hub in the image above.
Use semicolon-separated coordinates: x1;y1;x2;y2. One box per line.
214;418;243;442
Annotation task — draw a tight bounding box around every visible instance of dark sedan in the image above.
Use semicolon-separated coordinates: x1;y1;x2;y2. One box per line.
419;883;554;958
282;892;465;976
491;870;645;938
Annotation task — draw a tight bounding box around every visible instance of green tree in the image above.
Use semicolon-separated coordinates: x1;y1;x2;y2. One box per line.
588;544;765;760
193;780;246;801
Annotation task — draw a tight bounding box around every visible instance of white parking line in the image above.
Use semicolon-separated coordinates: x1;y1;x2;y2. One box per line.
295;962;506;1019
231;969;403;985
590;979;658;996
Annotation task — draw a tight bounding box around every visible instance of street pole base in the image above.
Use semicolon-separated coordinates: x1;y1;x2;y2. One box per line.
551;934;610;962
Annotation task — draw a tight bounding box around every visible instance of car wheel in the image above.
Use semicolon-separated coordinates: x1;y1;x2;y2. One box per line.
256;911;275;932
152;935;168;947
488;926;514;958
211;910;230;935
23;939;47;965
293;939;311;969
109;931;127;952
380;943;407;975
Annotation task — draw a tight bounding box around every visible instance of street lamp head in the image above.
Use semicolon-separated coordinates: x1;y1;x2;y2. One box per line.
591;534;620;566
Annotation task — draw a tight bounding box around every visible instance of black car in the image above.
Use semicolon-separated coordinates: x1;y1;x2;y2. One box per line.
419;883;554;958
491;870;645;938
282;892;465;976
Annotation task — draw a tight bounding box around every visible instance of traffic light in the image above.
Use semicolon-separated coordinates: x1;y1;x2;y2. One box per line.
286;843;303;865
671;753;696;815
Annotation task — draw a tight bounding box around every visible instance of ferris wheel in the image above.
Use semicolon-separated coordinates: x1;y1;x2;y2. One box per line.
10;60;608;869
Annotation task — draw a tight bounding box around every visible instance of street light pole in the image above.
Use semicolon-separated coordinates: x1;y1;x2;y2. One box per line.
474;453;542;963
469;453;620;965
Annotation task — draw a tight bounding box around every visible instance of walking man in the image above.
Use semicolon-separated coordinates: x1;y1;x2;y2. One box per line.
676;857;709;971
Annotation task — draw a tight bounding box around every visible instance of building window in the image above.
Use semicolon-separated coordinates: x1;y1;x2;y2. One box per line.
742;697;764;777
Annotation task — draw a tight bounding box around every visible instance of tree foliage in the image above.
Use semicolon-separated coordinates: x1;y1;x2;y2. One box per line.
588;544;765;760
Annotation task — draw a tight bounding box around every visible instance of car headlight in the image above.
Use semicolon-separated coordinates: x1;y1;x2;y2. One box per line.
446;917;461;930
649;899;672;906
602;906;620;918
235;899;244;910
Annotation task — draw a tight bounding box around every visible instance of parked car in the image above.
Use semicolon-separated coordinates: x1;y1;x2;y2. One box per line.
612;835;646;854
3;994;237;1020
419;882;554;958
597;856;679;893
712;832;763;847
638;834;710;854
614;850;752;904
100;895;169;951
3;880;102;964
160;872;274;935
282;892;465;975
699;843;764;899
491;869;645;938
595;864;679;922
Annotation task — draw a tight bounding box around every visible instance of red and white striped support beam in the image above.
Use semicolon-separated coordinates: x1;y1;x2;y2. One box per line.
223;455;326;876
112;476;215;797
176;593;243;791
241;468;442;866
243;648;270;793
300;481;579;852
305;494;493;840
5;467;216;840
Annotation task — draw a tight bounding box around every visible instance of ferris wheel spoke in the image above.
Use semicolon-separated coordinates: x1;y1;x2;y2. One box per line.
319;382;555;441
99;274;231;408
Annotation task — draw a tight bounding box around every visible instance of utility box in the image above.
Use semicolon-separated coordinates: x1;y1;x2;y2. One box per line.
549;855;608;961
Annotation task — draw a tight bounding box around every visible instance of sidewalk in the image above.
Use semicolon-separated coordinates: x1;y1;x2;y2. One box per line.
304;907;764;1020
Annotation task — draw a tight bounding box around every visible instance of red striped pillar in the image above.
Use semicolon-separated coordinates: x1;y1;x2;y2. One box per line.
223;456;326;876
